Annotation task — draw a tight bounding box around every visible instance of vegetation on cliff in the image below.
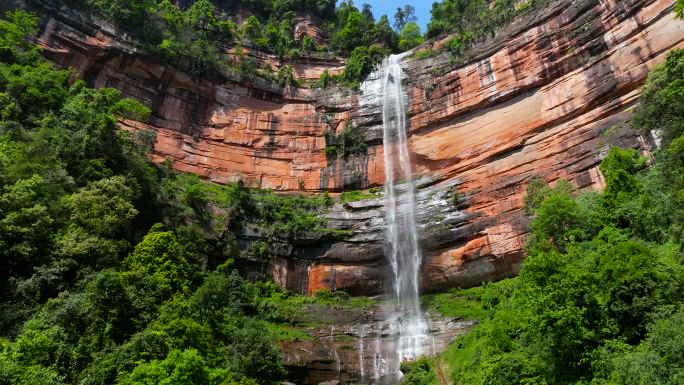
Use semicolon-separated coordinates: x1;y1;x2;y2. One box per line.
41;0;423;89
36;0;546;89
3;0;684;384
33;0;562;94
0;11;361;385
324;120;367;160
400;48;684;385
427;0;534;54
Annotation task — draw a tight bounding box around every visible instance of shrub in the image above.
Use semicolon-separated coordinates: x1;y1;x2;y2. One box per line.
399;22;423;51
324;122;367;159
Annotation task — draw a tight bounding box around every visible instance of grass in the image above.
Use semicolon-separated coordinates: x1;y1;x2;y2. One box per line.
437;330;488;384
421;286;488;320
339;190;381;203
415;49;436;59
419;286;492;383
256;289;377;326
266;322;314;341
336;334;354;342
427;279;521;383
279;290;375;309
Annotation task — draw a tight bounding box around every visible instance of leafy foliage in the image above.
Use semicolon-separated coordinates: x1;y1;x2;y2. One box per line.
427;47;684;385
13;4;684;385
399;22;423;51
121;349;227;385
399;355;438;385
324;121;367;159
0;12;343;385
427;0;545;57
53;0;409;88
521;177;577;214
123;231;192;294
393;5;417;32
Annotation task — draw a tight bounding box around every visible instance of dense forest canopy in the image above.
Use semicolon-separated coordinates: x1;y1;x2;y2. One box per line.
0;10;365;385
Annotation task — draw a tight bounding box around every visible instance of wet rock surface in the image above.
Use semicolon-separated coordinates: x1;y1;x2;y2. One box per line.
8;0;684;295
278;303;477;385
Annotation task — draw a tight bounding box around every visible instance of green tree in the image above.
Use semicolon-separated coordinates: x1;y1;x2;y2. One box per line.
155;1;184;27
521;257;602;382
84;0;153;23
0;342;65;385
400;355;437;385
333;12;367;55
276;65;297;88
278;19;294;43
1;62;69;122
0;175;55;280
264;21;285;54
342;45;387;89
84;270;137;343
393;5;417;31
0;10;41;64
367;15;398;50
313;68;331;88
599;147;647;177
361;3;375;22
522;178;577;214
149;295;208;352
68;176;138;237
598;147;646;227
301;35;317;52
182;174;208;213
335;0;360;27
600;242;665;342
190;269;249;327
528;193;583;248
243;16;262;39
122;231;192;294
186;0;217;29
122;349;221;385
632;49;684;147
647;311;684;371
399;22;422;51
59;176;138;268
229;319;286;384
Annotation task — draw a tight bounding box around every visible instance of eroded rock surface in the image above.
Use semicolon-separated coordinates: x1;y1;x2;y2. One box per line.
10;0;684;295
278;304;477;385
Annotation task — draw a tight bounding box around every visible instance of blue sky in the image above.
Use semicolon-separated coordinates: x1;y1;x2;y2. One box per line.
361;0;432;32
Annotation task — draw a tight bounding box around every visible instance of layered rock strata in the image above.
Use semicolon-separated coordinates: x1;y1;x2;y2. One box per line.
278;303;477;385
11;0;684;296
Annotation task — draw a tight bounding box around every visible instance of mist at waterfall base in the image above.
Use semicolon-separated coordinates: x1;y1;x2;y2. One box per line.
361;53;430;384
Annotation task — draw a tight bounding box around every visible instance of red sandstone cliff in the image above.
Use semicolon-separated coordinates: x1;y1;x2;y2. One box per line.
10;0;684;296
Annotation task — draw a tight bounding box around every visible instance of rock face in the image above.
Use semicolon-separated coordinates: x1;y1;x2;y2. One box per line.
276;303;477;385
11;0;684;297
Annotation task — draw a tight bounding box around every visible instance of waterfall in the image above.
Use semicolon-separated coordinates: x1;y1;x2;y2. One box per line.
381;53;428;382
334;349;341;381
358;325;365;382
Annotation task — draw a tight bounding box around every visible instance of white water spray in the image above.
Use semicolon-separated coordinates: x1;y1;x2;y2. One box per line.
381;53;428;382
334;349;341;380
358;325;365;382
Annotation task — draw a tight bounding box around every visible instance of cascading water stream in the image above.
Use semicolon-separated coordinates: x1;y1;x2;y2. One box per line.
380;53;428;383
